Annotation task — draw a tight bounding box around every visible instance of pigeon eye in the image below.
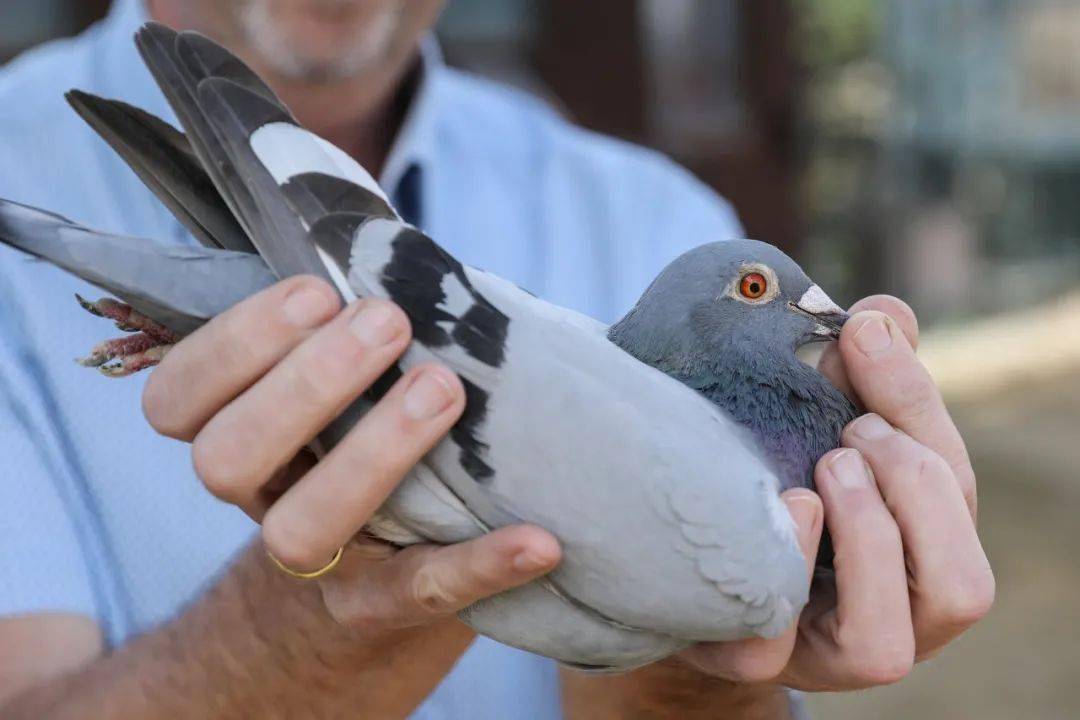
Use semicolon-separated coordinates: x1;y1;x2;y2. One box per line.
739;272;768;300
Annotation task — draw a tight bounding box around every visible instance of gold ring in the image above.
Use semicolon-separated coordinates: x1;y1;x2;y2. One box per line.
267;546;344;579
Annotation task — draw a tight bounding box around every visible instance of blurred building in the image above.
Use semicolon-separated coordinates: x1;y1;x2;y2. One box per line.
804;0;1080;320
442;0;803;258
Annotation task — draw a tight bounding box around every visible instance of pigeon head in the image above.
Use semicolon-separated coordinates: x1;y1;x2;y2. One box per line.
609;239;849;376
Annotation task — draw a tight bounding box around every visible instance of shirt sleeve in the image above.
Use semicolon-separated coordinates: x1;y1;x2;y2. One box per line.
0;271;101;622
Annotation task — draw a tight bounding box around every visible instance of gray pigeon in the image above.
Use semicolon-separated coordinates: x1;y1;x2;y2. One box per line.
0;23;857;670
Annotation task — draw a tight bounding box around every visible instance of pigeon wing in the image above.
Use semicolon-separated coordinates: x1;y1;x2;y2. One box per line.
339;218;810;640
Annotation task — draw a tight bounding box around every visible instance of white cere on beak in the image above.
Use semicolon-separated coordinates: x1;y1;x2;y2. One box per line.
796;285;845;316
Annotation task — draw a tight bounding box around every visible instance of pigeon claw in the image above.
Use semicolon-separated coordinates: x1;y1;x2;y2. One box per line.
96;344;174;377
73;295;179;377
74;293;107;318
77;332;160;367
73;294;179;343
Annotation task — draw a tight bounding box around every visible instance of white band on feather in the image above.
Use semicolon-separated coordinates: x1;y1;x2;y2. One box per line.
250;122;392;205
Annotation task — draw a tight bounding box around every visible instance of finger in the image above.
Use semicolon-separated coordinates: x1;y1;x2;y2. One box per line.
191;298;411;515
321;525;562;631
843;415;994;658
789;449;914;689
261;363;465;573
680;490;823;682
838;311;977;517
143;276;341;441
818;295;919;400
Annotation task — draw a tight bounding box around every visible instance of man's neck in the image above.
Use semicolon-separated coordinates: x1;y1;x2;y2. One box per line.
146;0;418;175
263;58;419;175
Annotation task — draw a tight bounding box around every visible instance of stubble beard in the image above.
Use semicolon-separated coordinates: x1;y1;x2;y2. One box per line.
236;0;402;82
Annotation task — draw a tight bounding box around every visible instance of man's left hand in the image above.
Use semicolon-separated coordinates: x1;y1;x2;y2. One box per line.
679;295;995;691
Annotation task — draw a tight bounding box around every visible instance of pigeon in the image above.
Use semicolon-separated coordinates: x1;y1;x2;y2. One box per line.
0;23;857;670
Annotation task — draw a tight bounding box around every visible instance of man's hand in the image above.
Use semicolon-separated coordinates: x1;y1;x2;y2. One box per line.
143;276;561;636
678;295;994;692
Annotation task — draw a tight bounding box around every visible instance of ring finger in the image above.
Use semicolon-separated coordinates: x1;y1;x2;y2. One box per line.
261;363;466;573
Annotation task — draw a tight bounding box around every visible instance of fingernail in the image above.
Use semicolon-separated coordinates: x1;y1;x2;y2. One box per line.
403;370;455;420
349;303;400;347
853;316;893;355
283;287;335;328
513;550;552;573
828;449;870;490
851;413;893;440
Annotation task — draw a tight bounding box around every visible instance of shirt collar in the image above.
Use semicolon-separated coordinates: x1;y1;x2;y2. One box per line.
380;36;441;198
98;0;441;204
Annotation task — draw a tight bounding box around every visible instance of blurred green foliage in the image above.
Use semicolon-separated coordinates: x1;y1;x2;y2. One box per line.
798;0;880;69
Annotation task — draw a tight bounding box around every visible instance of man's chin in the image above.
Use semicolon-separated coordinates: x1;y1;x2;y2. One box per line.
239;2;399;81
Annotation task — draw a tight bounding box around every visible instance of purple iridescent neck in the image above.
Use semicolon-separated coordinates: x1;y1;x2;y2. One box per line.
681;349;857;492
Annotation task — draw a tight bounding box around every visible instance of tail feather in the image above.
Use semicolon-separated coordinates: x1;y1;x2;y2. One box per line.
65;89;253;254
173;30;281;104
0;199;274;335
135;23;262;249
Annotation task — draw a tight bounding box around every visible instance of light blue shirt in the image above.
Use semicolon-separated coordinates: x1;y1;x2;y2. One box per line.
0;1;741;717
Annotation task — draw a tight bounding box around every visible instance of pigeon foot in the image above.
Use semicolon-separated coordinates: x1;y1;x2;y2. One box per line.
74;294;178;377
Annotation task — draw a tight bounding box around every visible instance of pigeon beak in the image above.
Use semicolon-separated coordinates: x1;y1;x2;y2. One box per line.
789;285;850;341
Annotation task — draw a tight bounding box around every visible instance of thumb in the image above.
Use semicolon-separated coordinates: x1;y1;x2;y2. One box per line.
817;295;919;401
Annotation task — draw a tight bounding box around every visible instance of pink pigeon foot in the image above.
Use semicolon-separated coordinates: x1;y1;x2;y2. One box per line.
74;294;178;377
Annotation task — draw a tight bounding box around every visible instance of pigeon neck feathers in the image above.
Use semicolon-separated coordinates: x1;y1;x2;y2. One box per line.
685;347;857;491
609;311;857;492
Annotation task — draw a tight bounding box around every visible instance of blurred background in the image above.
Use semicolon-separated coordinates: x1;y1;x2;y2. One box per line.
3;1;1078;718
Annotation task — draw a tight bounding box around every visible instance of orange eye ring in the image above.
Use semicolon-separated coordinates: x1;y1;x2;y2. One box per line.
739;272;768;299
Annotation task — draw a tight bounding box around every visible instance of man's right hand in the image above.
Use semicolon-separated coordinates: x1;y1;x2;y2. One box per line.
142;276;561;635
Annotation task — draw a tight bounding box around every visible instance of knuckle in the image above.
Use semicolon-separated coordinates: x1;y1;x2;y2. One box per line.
191;436;250;504
935;570;996;627
320;586;362;628
837;633;914;687
337;603;391;634
850;651;913;687
726;652;788;683
409;566;458;615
